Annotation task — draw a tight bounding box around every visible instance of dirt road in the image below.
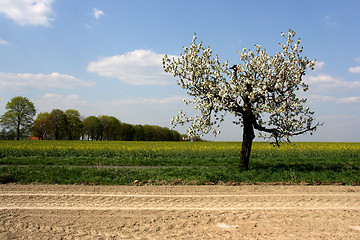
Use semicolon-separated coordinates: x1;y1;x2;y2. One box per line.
1;184;359;239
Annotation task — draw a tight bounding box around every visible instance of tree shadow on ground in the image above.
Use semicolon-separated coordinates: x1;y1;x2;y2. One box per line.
250;161;359;172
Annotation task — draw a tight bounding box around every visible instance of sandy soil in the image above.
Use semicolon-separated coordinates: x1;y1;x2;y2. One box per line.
0;184;359;239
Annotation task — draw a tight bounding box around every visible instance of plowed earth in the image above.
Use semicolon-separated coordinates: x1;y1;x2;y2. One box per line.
1;184;359;239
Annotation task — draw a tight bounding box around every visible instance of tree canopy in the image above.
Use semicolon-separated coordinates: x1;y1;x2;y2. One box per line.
0;96;36;140
163;29;322;170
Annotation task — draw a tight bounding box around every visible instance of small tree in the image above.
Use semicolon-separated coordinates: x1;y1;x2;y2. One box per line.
163;29;322;170
109;116;121;140
133;125;145;141
99;115;121;140
0;128;16;140
142;125;153;141
119;123;135;141
83;116;102;140
0;96;36;140
48;109;67;140
32;112;50;140
65;109;83;140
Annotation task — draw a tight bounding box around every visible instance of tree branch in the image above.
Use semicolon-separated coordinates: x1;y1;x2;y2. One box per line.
290;122;323;136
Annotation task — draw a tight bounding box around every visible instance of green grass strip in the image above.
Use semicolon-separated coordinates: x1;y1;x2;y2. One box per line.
1;165;359;185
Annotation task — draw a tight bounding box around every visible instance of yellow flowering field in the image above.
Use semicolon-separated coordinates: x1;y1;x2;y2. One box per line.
0;141;359;167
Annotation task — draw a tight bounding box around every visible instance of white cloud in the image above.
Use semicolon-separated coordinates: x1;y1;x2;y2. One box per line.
305;74;360;91
348;57;360;73
36;94;185;116
93;8;104;19
84;23;92;30
36;94;89;112
0;72;95;89
324;15;338;27
320;115;354;120
349;66;360;73
87;49;177;85
0;38;9;45
337;97;360;103
97;96;185;106
0;0;54;26
91;96;185;125
309;94;337;102
309;94;360;104
313;61;325;71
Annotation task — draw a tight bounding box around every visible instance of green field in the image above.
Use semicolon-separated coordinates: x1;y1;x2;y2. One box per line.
0;141;359;185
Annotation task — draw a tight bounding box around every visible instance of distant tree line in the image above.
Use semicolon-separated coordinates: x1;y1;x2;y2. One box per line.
0;96;183;141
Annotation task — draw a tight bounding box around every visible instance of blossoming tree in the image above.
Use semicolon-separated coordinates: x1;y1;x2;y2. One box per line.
163;29;322;170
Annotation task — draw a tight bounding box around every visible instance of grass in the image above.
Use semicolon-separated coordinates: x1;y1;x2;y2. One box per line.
0;141;359;185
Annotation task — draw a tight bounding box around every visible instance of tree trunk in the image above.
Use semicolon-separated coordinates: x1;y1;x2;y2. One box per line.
238;111;255;170
16;116;21;140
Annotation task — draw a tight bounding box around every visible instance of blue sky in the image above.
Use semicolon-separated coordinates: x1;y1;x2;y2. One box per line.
0;0;359;142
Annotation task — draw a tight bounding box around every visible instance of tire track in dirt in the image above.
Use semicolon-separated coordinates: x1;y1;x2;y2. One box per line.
1;192;359;211
1;185;360;239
